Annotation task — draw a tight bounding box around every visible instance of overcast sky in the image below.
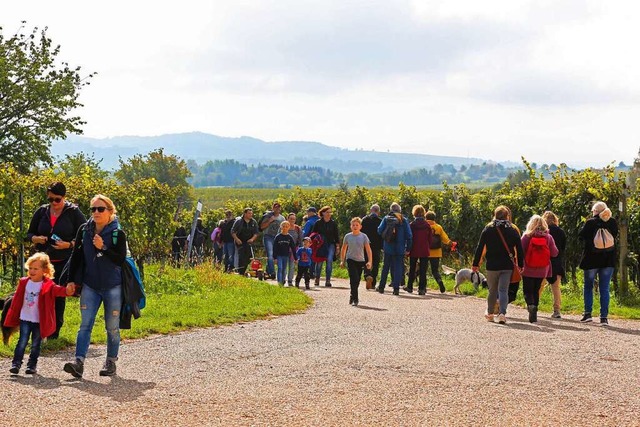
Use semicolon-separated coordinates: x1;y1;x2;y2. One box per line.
4;1;640;166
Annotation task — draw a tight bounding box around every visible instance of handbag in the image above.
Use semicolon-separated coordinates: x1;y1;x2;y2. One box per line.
495;226;521;283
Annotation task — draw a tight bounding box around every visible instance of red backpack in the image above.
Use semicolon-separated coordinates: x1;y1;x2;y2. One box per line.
525;235;550;268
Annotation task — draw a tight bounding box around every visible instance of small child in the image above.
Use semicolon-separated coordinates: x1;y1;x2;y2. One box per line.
274;221;297;286
4;253;75;375
295;237;313;289
340;217;373;306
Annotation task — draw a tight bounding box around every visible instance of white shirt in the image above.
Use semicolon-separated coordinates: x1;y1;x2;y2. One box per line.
20;279;42;323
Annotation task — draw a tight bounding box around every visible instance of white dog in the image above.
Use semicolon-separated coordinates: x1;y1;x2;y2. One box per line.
454;269;487;295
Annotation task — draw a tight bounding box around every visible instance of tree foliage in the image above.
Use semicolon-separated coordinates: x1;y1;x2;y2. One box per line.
0;23;94;172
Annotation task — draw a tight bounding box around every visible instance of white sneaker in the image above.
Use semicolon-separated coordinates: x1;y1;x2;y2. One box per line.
497;314;506;324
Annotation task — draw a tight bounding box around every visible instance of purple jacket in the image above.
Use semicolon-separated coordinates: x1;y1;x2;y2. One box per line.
521;232;559;278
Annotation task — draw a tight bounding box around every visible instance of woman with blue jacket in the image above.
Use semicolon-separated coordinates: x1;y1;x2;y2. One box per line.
63;194;127;378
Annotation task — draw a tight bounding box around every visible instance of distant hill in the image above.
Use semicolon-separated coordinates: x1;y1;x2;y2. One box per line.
51;132;492;172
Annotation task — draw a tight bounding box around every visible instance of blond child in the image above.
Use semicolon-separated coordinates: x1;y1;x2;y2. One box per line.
340;217;373;306
5;253;75;374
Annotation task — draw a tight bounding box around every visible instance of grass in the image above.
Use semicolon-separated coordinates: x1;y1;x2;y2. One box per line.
0;263;312;358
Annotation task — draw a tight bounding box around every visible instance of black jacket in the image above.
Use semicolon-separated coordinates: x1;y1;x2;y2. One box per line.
473;220;524;271
312;219;340;245
26;202;86;262
579;216;618;269
361;213;383;249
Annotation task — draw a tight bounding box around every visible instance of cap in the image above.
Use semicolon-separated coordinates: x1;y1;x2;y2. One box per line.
307;207;317;213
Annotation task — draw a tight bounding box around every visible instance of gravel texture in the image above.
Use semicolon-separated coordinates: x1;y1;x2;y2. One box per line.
2;278;640;426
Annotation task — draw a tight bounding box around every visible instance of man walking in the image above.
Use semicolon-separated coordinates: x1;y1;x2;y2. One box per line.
361;204;383;289
377;203;412;295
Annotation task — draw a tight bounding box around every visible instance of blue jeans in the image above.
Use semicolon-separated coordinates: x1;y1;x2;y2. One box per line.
264;234;276;276
486;270;511;315
223;241;235;271
315;244;336;282
583;267;614;318
277;255;290;284
378;253;404;290
12;321;42;368
287;258;295;284
75;285;122;361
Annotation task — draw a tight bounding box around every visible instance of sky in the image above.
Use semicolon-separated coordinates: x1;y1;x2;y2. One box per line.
4;0;640;167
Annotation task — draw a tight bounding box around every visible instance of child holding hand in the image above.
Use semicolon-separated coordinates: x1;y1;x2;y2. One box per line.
5;252;75;375
340;217;373;306
295;237;313;289
274;221;297;286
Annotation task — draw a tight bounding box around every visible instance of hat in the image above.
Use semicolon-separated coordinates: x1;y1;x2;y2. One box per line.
307;207;317;213
303;236;311;242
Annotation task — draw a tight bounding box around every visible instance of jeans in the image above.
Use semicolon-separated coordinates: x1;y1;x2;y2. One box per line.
75;285;122;361
583;267;614;318
276;255;290;284
12;321;42;369
315;244;336;282
223;241;235;272
263;234;276;276
379;253;404;290
485;270;511;315
347;259;366;303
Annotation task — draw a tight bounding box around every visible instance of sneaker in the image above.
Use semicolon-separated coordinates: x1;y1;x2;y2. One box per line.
485;312;494;322
9;365;19;374
418;290;426;295
392;288;400;296
402;286;413;294
63;359;84;378
353;300;359;307
376;286;384;294
600;317;609;326
497;314;506;324
438;283;446;294
551;311;562;319
325;282;332;287
365;276;374;290
314;278;320;287
25;366;37;375
99;359;117;377
580;313;593;323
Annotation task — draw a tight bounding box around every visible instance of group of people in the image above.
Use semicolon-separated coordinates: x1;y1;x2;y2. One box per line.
221;199;618;325
6;182;128;378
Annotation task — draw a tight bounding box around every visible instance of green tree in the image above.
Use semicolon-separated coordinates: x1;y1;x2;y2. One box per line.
115;148;192;202
0;23;94;172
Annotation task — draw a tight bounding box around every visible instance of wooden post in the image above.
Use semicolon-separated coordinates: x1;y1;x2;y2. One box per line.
618;183;629;298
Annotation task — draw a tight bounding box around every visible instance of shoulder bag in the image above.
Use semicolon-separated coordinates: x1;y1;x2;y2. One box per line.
495;227;521;283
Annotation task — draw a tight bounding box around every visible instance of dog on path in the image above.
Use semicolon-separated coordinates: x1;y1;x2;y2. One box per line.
454;269;487;295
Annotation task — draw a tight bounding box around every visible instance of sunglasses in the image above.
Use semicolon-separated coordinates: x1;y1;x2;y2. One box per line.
90;206;108;213
48;197;62;203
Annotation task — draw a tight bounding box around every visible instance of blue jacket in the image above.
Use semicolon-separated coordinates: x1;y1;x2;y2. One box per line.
71;218;127;291
302;215;320;237
377;213;412;255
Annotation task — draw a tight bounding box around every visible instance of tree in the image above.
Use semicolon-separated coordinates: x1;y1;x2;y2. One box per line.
115;148;192;202
0;23;94;172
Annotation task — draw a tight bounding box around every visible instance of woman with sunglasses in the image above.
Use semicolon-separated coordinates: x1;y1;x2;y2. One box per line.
63;194;127;378
26;181;87;339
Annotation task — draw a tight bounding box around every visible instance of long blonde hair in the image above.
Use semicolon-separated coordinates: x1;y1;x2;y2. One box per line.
524;214;548;236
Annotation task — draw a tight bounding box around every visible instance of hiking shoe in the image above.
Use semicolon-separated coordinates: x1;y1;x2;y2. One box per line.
497;314;506;324
325;282;332;287
418;290;426;295
551;311;562;319
528;305;537;323
9;365;19;374
438;283;446;293
99;359;117;377
392;288;400;296
376;286;384;294
402;286;413;293
365;276;374;290
600;317;609;326
580;313;593;323
64;359;84;378
25;366;37;375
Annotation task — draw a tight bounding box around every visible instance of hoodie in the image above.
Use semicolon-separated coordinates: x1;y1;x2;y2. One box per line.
578;208;618;270
409;217;432;258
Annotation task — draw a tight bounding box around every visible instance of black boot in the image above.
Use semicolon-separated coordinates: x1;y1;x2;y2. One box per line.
63;359;84;378
528;305;538;323
99;359;117;376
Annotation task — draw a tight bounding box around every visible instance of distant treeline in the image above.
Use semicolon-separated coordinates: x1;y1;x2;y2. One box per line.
186;159;601;187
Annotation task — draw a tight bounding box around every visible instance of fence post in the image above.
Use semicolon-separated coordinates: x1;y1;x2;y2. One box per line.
18;191;25;274
618;184;629;298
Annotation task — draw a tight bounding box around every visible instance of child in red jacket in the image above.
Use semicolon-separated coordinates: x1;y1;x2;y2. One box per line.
5;252;75;375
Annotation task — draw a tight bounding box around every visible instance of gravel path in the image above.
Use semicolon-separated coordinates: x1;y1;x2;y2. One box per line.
2;278;640;426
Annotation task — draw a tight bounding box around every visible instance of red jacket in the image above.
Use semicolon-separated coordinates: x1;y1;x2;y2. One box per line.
3;277;68;338
409;217;432;258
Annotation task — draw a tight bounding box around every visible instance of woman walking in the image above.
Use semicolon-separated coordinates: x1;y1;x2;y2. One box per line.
540;211;566;318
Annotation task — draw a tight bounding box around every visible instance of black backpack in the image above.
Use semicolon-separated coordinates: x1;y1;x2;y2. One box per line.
380;215;400;243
